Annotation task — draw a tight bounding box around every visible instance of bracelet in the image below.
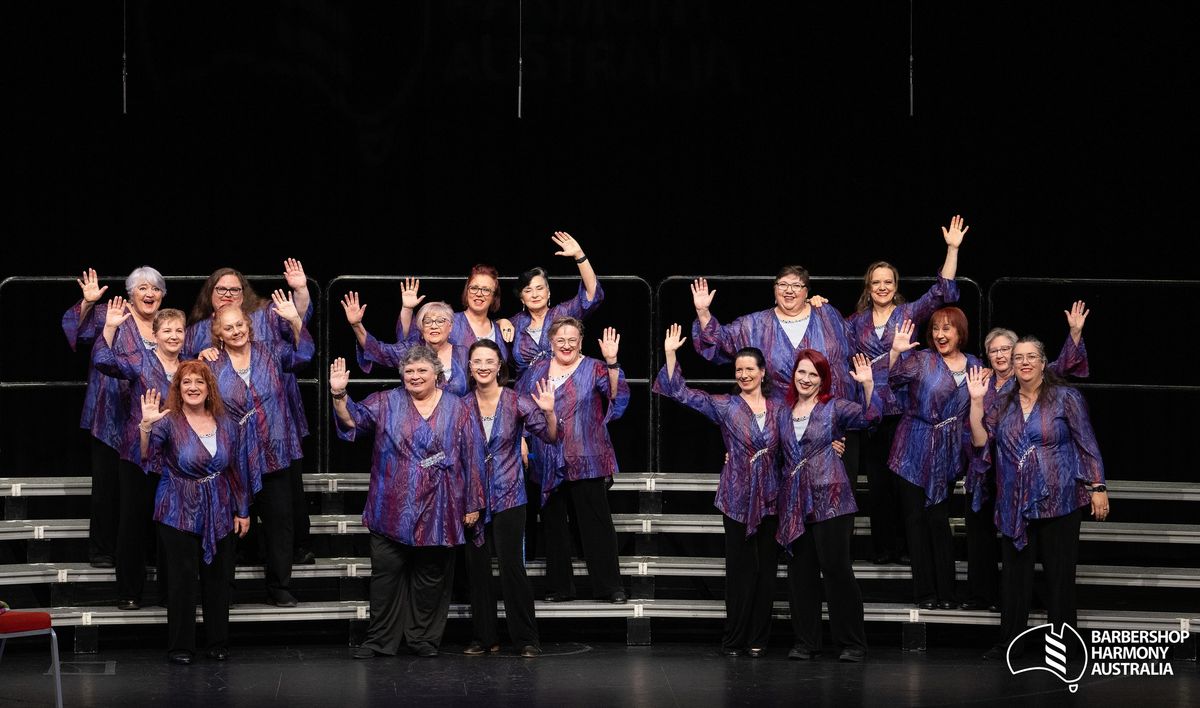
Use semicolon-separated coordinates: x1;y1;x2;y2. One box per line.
605;361;620;370
139;424;154;434
331;390;347;400
574;254;588;264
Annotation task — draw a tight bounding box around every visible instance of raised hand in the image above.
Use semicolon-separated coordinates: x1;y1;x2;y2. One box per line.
104;296;132;329
598;327;621;364
401;277;425;310
330;357;350;393
341;291;367;325
77;268;108;303
532;377;556;413
270;289;300;323
498;318;515;343
849;353;873;383
139;388;171;426
664;323;688;353
691;278;716;312
551;231;583;259
283;258;308;291
942;214;969;248
1065;300;1089;336
891;319;920;354
967;366;991;401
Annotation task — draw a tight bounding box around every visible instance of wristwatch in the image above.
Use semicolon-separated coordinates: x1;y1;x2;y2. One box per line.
1090;484;1107;493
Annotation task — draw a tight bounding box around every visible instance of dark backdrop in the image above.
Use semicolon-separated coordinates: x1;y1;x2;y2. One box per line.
5;2;1198;489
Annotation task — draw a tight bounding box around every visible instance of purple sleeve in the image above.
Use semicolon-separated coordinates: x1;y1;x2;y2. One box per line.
887;350;922;390
91;336;141;381
907;274;960;326
594;360;631;423
1062;388;1105;486
357;331;410;374
1048;336;1089;379
517;394;555;444
274;326;316;373
62;300;100;351
271;299;314;342
832;392;882;431
651;364;722;424
690;315;739;365
229;422;252;517
554;281;605;321
335;392;382;441
145;421;170;478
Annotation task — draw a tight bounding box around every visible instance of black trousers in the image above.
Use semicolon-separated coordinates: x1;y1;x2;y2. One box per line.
786;513;867;653
362;534;455;655
965;491;1000;606
116;461;160;602
722;515;779;651
290;461;311;552
465;505;539;648
243;464;295;599
1000;509;1082;643
88;436;121;561
542;477;622;599
899;478;956;603
863;415;906;558
157;524;236;655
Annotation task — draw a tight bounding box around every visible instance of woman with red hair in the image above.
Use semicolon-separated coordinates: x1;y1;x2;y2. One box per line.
393;264;517;361
776;349;880;662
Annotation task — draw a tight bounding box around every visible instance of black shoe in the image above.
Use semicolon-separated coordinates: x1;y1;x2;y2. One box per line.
788;646;818;660
936;600;957;610
609;590;627;604
463;641;499;656
351;646;379;659
270;591;299;608
717;647;741;657
916;600;936;610
982;644;1006;660
988;604;1000;613
415;644;438;658
293;548;316;565
544;592;575;603
168;651;193;665
746;647;766;658
872;552;892;565
90;555;115;569
897;554;911;564
959;599;989;611
117;599;140;611
207;648;229;661
838;648;866;663
520;645;542;658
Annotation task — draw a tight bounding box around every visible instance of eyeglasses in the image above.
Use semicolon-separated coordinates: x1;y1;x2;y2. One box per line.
551;338;580;347
1011;353;1043;363
987;345;1013;356
214;286;243;296
467;285;494;295
775;281;807;292
421;317;450;326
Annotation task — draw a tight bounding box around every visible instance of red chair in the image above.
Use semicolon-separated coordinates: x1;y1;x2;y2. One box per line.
0;610;63;708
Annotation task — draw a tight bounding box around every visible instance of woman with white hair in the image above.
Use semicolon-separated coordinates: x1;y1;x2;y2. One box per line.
342;296;470;396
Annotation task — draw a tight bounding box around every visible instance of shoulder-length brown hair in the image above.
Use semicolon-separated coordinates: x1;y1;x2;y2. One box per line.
856;261;907;313
189;267;264;324
165;360;225;418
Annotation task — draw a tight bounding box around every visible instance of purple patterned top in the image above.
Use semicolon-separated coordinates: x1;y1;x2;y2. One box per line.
396;311;511;364
507;282;605;385
63;300;148;450
463;388;554;519
355;332;470;397
91;336;174;468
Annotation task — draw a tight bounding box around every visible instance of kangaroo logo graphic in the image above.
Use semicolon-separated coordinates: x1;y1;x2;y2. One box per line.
1007;623;1089;692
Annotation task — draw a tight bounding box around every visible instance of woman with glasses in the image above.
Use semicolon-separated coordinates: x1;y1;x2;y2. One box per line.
691;267;858;401
887;309;983;610
653;324;782;658
203;294;314;607
186;261;317;565
507;232;603;384
518;317;629;603
62;266;166;570
461;340;557;658
342;296;471;396
968;337;1107;658
331;350;483;659
393;265;517;361
843;216;966;566
962;302;1090;612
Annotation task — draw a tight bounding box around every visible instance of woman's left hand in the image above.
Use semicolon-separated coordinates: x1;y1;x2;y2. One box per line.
234;516;250;537
532;377;556;412
598;327;620;363
498;318;515;343
1090;490;1110;521
271;289;301;324
464;511;480;527
283;258;308;291
849;353;873;383
808;294;829;308
552;231;583;259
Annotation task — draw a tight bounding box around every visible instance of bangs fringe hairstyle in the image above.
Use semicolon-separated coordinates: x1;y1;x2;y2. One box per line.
165;360;225;418
785;348;833;408
462;264;502;314
927;306;969;349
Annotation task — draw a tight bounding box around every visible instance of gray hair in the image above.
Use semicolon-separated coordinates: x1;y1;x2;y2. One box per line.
399;344;445;385
984;327;1019;353
414;301;454;330
125;266;167;296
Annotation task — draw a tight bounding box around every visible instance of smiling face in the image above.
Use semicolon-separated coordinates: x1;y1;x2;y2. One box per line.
929;316;961;356
987;335;1016;375
154;316;185;356
733;355;765;395
869;266;898;309
550;324;582;366
792;358;822;401
465;275;498;316
129;282;164;317
420;311;451;345
211;274;245;311
179;371;209;410
216;307;250;350
773;277;808;314
469;347;501;387
1012;342;1045;385
403;359;439;398
520;276;550;312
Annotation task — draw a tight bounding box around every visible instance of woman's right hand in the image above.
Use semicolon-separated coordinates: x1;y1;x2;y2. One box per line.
664;323;688;353
330;357;350;394
104;296;132;329
341;291;367;325
139;388;171;426
401;277;425;311
891;319;920;354
691;278;716;312
967;366;991;401
77;268;108;303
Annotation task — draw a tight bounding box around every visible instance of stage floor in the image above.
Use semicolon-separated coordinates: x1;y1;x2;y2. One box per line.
2;640;1196;707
